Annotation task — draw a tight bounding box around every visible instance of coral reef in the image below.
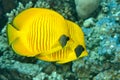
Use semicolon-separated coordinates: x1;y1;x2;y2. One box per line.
0;0;120;80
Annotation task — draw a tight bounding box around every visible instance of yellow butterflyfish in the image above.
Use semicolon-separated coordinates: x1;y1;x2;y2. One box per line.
6;8;88;64
36;20;88;64
6;8;71;57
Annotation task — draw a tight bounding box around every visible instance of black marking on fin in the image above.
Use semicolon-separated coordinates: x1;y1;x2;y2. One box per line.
59;35;69;47
75;45;84;57
10;23;19;31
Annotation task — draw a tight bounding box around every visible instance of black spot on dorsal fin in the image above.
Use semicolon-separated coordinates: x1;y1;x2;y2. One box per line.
59;35;69;47
75;45;84;57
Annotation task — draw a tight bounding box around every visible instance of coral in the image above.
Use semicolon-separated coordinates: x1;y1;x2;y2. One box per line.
74;0;101;19
33;71;63;80
0;0;120;80
93;69;120;80
0;36;8;53
83;18;95;27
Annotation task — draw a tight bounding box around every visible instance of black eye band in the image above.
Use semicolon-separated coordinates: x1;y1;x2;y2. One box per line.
59;35;70;47
75;45;84;57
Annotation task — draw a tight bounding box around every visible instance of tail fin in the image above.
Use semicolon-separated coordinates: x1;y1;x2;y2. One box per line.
6;24;19;45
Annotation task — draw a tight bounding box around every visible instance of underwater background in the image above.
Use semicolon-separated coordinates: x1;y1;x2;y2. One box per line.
0;0;120;80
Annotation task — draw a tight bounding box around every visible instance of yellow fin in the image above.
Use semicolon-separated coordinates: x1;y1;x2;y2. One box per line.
11;38;37;57
36;54;57;62
6;24;19;45
56;51;77;64
56;60;71;64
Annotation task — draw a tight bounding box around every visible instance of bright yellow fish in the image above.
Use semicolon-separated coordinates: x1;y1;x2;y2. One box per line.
36;20;88;64
6;8;88;64
6;8;71;57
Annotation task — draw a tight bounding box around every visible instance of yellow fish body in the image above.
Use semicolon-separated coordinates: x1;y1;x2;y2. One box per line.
7;8;70;57
6;8;88;64
36;20;88;64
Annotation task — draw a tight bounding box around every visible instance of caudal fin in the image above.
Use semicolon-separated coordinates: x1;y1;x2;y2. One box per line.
6;24;19;45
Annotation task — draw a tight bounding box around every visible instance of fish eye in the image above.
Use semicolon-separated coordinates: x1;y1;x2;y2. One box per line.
59;34;70;47
74;45;84;57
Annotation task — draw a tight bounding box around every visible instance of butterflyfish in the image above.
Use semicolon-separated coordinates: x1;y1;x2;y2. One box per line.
6;8;71;57
7;8;88;64
36;20;88;64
